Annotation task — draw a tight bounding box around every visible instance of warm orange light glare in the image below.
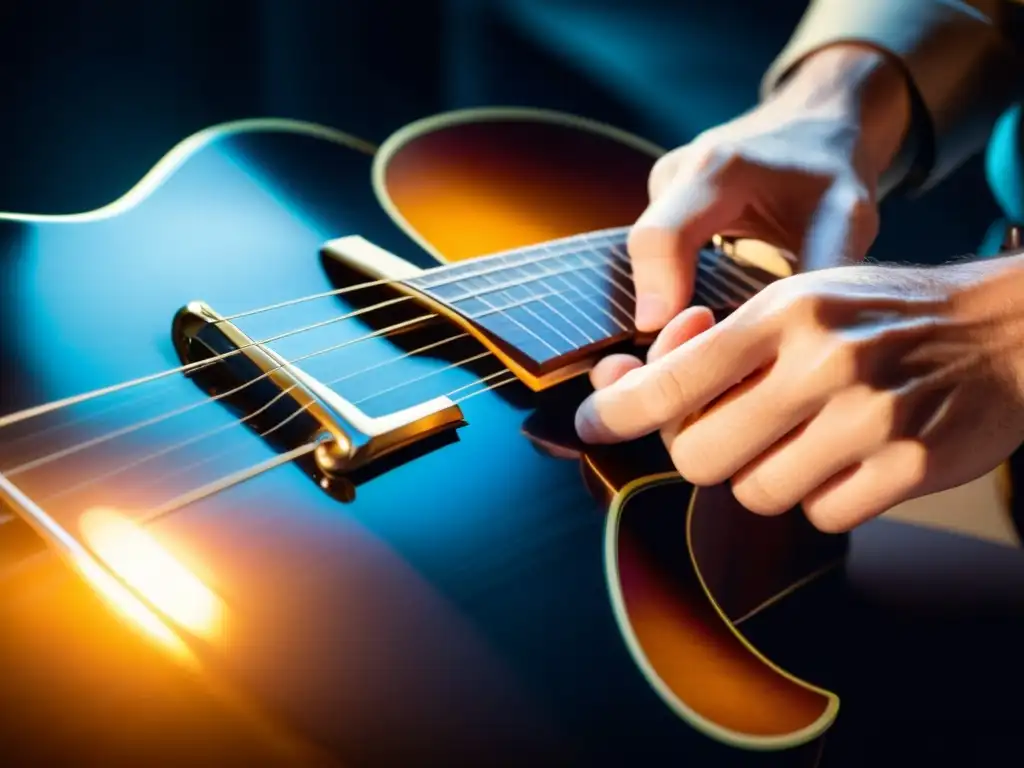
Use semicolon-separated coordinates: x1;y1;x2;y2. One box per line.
70;549;193;661
80;507;224;641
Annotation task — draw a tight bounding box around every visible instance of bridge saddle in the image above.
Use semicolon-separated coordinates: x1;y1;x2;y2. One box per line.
171;297;466;484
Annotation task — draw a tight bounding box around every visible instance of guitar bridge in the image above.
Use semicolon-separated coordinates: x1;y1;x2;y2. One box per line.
171;301;466;483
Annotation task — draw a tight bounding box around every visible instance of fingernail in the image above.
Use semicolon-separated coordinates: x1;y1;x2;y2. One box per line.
575;398;604;444
634;293;667;331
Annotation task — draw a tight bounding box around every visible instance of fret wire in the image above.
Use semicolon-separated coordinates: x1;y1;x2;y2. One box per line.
696;258;756;305
471;289;563;320
577;246;635;300
695;264;739;307
411;239;598;292
698;264;754;304
695;250;761;299
596;247;636;288
506;260;598;344
570;267;635;323
552;250;635;326
701;252;767;292
708;259;771;299
543;266;629;333
544;272;613;335
470;275;564;356
505;263;601;344
431;254;614;307
413;226;629;291
582;253;636;301
522;257;620;335
608;244;632;264
698;259;770;306
483;267;584;351
544;246;636;322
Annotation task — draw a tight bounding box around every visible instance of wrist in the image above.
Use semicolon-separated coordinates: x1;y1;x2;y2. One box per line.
771;44;912;188
946;253;1024;391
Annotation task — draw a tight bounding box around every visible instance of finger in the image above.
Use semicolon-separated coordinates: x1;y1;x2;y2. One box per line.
629;150;751;332
801;181;878;271
591;306;715;389
647;305;716;363
590;354;643;389
729;387;900;516
663;365;816;487
575;313;773;444
800;441;932;533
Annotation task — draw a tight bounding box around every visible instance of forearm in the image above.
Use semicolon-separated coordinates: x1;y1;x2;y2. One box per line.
763;0;1024;195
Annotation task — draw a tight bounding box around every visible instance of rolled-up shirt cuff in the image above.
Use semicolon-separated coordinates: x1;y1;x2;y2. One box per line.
761;0;1023;193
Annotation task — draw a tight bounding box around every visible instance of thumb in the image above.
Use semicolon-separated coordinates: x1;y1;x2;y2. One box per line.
628;152;750;332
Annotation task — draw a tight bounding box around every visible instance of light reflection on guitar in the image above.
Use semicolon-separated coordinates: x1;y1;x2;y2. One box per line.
0;109;1022;766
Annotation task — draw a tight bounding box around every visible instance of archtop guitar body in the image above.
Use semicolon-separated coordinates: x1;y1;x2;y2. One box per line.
0;108;1017;766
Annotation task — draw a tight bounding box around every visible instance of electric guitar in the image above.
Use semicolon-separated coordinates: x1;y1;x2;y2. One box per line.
0;108;1020;766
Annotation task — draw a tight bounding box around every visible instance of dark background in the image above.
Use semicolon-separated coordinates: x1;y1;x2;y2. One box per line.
0;0;1003;260
0;2;1018;765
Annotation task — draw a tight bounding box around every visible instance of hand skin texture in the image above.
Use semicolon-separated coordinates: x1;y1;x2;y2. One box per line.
577;261;1024;533
576;44;1024;533
628;44;910;332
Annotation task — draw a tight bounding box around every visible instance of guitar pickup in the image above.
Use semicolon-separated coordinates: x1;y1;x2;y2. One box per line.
171;300;466;483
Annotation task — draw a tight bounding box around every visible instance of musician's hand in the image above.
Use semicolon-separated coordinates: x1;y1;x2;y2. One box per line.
629;43;910;332
577;260;1024;533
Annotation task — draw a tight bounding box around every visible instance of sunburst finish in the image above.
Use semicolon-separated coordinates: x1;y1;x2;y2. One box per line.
0;109;884;767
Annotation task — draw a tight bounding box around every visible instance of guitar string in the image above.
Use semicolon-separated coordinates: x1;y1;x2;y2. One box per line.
8;240;647;485
33;266;744;507
38;332;474;503
136;371;528;526
0;248;636;477
13;251;761;496
10;247;768;522
216;226;632;323
0;245;634;440
0;228;761;453
37;257;642;500
0;229;634;432
131;270;736;527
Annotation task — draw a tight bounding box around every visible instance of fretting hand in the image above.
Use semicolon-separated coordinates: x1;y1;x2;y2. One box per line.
628;44;909;332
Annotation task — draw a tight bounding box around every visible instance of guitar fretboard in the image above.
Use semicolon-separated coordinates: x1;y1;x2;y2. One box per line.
405;227;776;373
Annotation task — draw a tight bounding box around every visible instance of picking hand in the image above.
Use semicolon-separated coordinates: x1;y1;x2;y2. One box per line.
578;262;1024;532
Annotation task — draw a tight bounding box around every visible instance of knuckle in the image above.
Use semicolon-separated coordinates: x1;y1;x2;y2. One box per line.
626;224;685;266
690;143;742;178
669;436;730;486
802;498;855;534
897;443;930;488
731;471;794;516
756;279;817;323
648;152;681;199
866;390;903;445
645;365;686;423
815;337;861;384
851;197;880;238
785;289;824;321
665;422;733;486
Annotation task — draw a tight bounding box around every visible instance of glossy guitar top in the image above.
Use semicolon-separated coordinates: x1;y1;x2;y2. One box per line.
0;108;1007;767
